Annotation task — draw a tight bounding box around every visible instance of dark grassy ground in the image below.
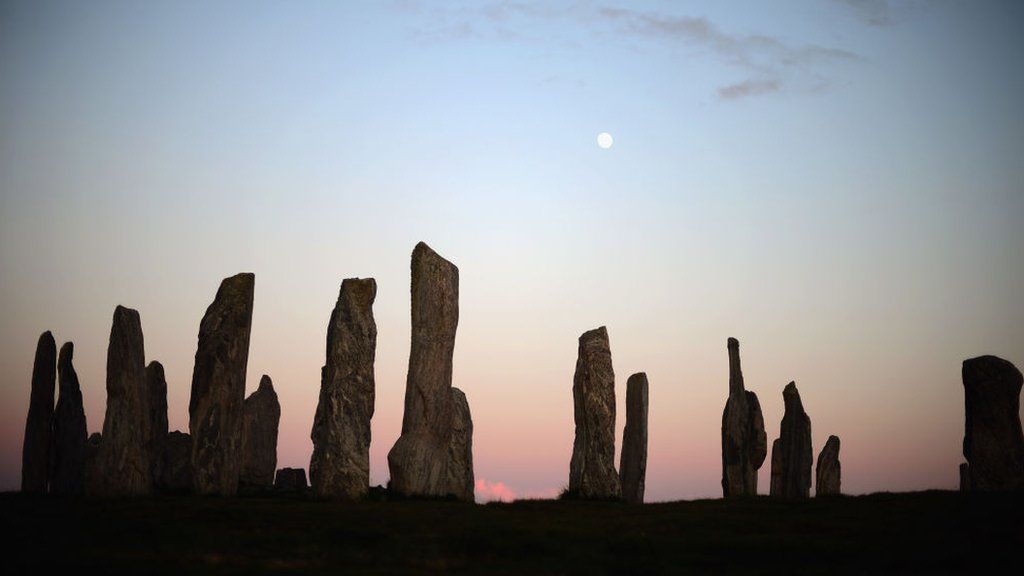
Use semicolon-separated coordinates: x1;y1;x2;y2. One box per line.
2;490;1021;574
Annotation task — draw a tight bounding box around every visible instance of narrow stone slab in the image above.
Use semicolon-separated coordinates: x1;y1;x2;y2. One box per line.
769;381;813;498
446;387;474;502
22;331;56;494
52;342;88;495
962;355;1024;491
146;361;169;485
721;338;767;497
241;375;280;489
816;435;841;496
620;373;649;504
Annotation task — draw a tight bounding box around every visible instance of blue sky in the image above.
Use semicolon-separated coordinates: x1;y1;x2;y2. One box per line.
1;1;1022;499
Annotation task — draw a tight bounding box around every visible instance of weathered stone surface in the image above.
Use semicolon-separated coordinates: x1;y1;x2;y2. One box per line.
275;468;308;493
388;243;459;498
146;361;168;485
569;326;621;499
769;381;813;498
83;432;103;493
241;375;280;489
446;387;474;502
721;338;768;497
22;331;56;494
959;463;971;493
310;278;377;499
619;372;649;504
159;431;193;493
816;435;841;496
189;273;255;496
52;342;88;495
90;306;152;496
962;355;1024;491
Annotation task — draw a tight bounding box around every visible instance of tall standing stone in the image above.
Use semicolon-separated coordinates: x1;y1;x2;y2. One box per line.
962;355;1024;491
446;387;474;502
310;278;377;499
387;243;460;497
52;342;89;495
159;431;193;493
241;375;280;489
189;273;255;496
619;372;649;504
90;306;152;496
22;331;56;494
769;381;813;498
721;338;767;497
569;326;621;499
815;435;841;496
146;361;168;484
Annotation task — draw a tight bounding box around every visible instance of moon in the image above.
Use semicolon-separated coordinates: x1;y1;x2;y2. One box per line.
597;132;613;149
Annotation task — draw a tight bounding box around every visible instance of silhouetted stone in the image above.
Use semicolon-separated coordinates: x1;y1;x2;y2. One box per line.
52;342;88;495
90;306;152;496
22;331;56;494
159;431;193;493
962;355;1024;491
816;435;841;496
446;388;474;502
274;468;308;493
569;326;621;499
959;463;971;493
83;432;103;492
189;273;255;496
310;278;377;499
619;372;649;504
721;338;767;497
769;381;813;498
241;375;280;489
388;243;460;498
146;361;168;485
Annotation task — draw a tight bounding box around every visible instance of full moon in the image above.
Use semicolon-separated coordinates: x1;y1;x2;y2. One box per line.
597;132;613;149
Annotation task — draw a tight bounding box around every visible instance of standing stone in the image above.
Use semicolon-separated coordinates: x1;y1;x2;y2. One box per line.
619;373;649;504
159;431;193;493
721;338;768;497
815;435;841;496
52;342;89;495
241;375;280;489
310;278;377;499
446;387;474;501
274;468;308;493
959;463;971;493
569;326;621;499
387;243;460;497
146;361;168;485
22;331;56;494
769;381;813;498
962;355;1024;491
83;432;103;493
90;306;152;496
189;273;255;496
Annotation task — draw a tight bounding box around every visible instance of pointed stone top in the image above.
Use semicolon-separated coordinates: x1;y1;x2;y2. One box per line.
782;381;804;412
113;305;141;321
413;242;458;270
824;435;840;450
257;374;274;393
38;331;55;345
727;337;739;349
217;273;255;297
59;341;74;364
147;360;164;372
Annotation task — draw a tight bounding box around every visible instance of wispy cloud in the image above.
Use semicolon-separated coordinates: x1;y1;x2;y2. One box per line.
475;478;516;502
394;2;861;100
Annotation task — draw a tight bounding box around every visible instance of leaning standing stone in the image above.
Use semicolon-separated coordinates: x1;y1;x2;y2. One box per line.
769;381;813;498
619;372;649;504
387;243;460;497
446;387;474;501
189;273;255;496
310;278;377;499
962;355;1024;491
90;306;152;496
22;331;56;494
52;342;89;495
241;375;280;489
815;435;841;496
569;326;621;499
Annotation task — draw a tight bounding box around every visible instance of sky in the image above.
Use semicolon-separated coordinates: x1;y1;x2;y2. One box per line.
1;0;1022;502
